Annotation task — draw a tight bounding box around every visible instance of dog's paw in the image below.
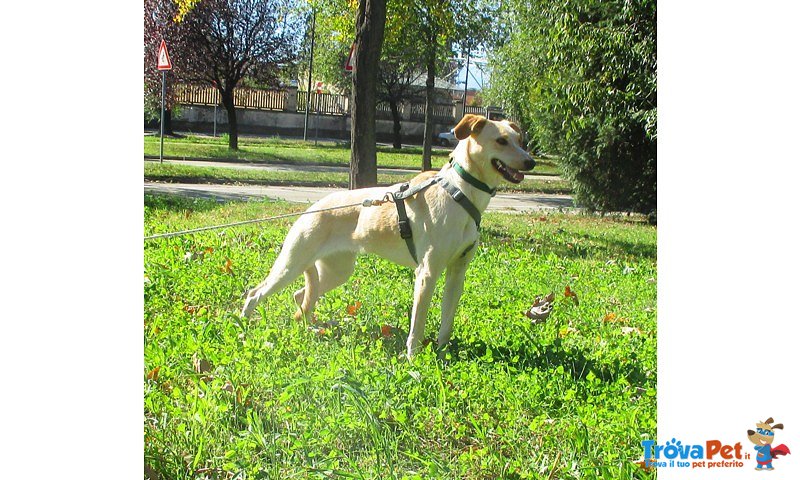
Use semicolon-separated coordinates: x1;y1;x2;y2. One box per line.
241;296;257;318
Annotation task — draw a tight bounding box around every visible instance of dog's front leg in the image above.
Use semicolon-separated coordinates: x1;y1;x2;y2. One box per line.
437;249;475;357
406;257;443;359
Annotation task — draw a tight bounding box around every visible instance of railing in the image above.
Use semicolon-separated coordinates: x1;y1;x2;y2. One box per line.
408;103;456;123
297;91;349;115
376;102;394;120
176;84;512;124
433;103;455;122
175;84;286;111
175;84;220;106
234;88;286;111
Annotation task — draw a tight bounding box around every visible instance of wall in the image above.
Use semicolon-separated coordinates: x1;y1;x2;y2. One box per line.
171;104;464;145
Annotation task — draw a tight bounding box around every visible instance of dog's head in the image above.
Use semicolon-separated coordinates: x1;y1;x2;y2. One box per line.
747;417;783;446
451;114;535;185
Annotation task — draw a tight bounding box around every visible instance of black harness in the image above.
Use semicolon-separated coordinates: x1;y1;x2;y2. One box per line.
392;161;495;264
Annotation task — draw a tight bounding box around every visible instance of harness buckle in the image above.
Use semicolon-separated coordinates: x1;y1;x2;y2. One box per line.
398;219;413;239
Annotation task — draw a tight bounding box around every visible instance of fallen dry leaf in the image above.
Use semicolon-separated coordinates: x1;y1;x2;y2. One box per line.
620;326;642;335
146;366;161;381
381;324;393;337
603;313;627;324
564;285;579;306
192;354;212;374
221;258;234;275
525;292;555;323
559;326;579;338
308;326;327;336
346;301;362;316
183;305;208;315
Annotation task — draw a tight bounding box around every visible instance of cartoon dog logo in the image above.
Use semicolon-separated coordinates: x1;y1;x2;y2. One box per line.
747;417;791;471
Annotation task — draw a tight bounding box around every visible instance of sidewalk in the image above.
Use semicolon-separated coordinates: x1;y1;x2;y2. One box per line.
144;157;563;182
144;182;575;212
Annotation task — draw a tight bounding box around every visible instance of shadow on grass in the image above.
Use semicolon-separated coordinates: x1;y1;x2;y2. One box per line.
481;225;656;261
447;337;649;387
145;192;239;212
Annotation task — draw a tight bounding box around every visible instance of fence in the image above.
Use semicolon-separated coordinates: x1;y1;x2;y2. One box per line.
176;84;512;125
297;91;349;115
175;84;220;106
175;84;287;111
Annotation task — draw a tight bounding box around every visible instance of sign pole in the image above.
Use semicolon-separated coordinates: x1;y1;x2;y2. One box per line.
160;70;166;163
156;39;173;163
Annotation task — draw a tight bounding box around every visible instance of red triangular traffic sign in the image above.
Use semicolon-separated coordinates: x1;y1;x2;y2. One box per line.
344;43;355;72
157;39;172;71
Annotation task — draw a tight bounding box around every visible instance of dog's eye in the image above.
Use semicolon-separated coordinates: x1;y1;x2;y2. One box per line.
496;138;508;146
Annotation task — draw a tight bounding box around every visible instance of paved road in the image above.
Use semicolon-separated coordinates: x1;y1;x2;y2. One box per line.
144;182;575;212
145;158;562;182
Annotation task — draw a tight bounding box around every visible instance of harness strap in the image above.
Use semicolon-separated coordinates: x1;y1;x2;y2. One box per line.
393;184;417;263
392;177;440;264
437;177;483;229
391;173;483;265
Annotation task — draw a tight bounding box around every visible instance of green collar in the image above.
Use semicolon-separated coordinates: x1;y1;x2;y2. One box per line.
451;160;496;197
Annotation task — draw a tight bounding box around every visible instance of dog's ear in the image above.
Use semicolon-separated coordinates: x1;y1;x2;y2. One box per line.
772;423;784;430
506;121;525;147
454;114;487;140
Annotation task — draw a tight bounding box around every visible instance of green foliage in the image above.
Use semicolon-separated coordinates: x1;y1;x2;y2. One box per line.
486;0;656;214
144;195;656;479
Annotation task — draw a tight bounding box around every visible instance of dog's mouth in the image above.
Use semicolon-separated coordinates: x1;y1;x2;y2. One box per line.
492;158;525;184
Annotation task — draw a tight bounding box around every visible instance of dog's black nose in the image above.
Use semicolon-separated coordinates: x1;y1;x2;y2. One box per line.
747;430;755;436
523;158;536;171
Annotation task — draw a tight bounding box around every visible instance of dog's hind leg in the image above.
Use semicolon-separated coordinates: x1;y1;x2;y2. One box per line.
292;252;357;321
241;230;320;318
293;267;320;322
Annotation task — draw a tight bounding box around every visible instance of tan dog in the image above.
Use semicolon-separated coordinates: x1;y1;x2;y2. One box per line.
241;114;535;358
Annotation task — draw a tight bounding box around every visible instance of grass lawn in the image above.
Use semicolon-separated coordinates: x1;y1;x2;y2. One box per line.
143;134;563;177
144;195;656;479
143;161;573;195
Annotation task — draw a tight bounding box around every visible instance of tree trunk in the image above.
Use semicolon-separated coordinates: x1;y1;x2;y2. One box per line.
389;98;402;149
350;0;387;189
220;90;238;150
421;53;436;171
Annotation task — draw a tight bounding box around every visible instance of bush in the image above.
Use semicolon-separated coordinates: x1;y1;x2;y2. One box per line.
487;0;656;214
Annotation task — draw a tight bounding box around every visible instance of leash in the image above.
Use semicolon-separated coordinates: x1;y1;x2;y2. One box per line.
145;160;489;247
143;198;390;241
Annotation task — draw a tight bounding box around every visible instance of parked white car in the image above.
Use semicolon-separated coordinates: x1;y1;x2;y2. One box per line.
435;129;458;147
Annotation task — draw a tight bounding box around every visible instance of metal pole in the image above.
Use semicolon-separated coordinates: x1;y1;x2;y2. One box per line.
213;103;217;137
462;46;470;114
315;92;320;145
160;70;166;163
303;7;316;141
